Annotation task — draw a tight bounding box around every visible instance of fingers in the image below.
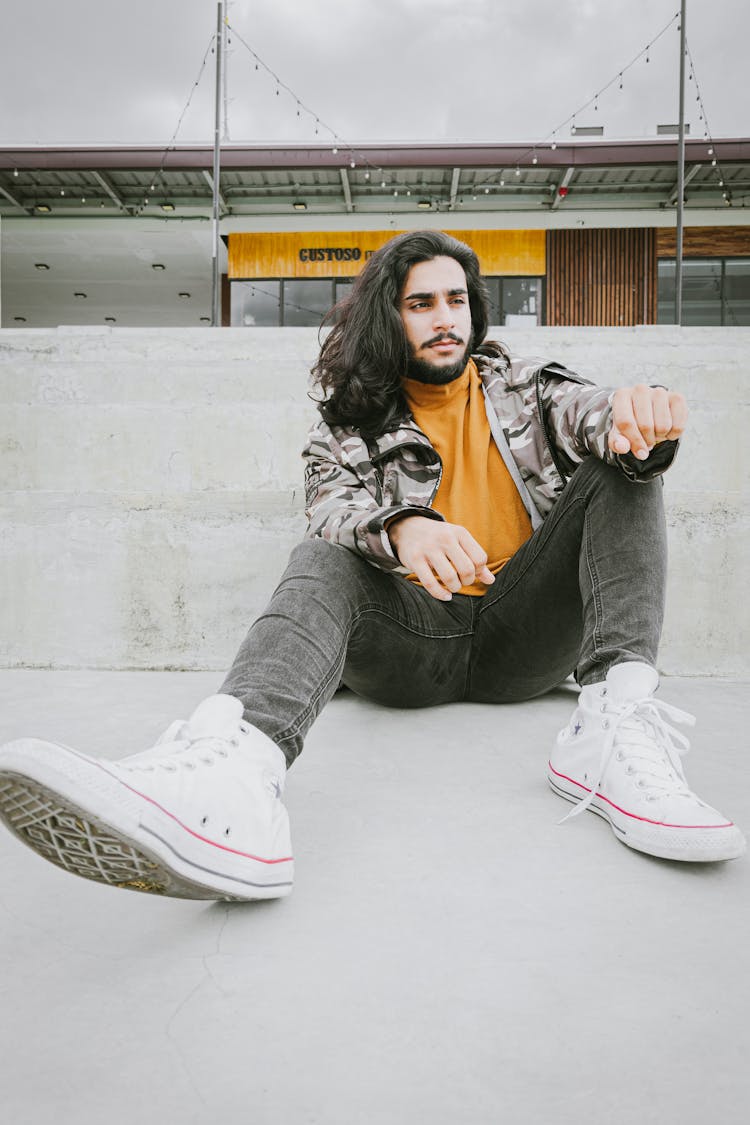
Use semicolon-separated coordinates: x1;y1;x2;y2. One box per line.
609;386;688;460
397;522;494;601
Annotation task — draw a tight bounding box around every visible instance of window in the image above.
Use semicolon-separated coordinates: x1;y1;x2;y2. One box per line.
231;281;281;326
231;274;544;326
725;260;750;326
484;277;542;326
657;258;750;326
283;280;334;327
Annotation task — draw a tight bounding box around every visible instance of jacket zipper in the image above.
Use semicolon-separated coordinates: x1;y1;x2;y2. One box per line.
534;369;570;486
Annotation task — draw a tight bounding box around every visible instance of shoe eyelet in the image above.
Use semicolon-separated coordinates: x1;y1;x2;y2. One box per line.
201;816;209;826
602;719;610;730
230;738;239;748
600;704;608;713
224;827;231;837
615;751;624;761
625;765;634;775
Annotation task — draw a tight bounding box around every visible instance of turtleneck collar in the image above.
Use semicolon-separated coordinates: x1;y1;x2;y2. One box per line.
402;358;478;412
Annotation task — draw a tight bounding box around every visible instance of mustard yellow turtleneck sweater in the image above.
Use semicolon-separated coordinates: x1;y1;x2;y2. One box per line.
402;359;533;596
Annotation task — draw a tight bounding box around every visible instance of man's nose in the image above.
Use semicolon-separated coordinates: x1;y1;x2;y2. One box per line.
432;298;455;330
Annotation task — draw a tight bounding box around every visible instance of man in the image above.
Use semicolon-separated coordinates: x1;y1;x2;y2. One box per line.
0;231;744;901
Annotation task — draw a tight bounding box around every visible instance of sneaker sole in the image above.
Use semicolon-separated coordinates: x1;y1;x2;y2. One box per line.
547;770;746;863
0;744;294;901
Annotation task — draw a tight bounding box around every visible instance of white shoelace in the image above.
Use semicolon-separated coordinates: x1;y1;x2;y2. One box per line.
122;720;252;773
561;695;696;823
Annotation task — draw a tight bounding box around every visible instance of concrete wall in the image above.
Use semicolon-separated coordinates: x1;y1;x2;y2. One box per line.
1;326;747;676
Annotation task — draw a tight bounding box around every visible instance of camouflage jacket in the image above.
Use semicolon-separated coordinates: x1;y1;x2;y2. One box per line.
303;347;677;574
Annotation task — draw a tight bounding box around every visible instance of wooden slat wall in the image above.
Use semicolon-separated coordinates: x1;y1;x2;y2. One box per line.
546;228;657;325
656;225;750;258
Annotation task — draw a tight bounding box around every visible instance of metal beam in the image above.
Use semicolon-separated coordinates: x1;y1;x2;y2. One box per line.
339;168;353;213
0;182;29;212
202;169;228;213
667;162;701;206
550;167;575;209
448;167;461;210
90;170;130;212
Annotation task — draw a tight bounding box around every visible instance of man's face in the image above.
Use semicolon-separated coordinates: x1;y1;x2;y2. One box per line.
398;256;473;384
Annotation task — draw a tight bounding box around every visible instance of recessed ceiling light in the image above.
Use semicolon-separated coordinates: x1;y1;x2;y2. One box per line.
104;316;116;324
293;201;307;211
34;203;51;214
178;292;191;299
151;263;166;271
74;292;87;299
200;316;211;323
417;200;431;209
160;202;175;212
35;262;50;270
14;316;27;323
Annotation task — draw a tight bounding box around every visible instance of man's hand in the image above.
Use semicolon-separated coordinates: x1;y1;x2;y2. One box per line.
608;384;688;461
388;516;494;601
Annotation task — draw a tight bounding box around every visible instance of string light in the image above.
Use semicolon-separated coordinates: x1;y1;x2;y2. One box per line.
132;32;217;217
471;10;682;197
685;38;732;205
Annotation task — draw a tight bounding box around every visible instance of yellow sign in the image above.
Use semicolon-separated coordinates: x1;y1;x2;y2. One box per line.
228;229;546;279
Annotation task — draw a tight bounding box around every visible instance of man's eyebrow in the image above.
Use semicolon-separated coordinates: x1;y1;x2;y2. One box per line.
402;287;468;302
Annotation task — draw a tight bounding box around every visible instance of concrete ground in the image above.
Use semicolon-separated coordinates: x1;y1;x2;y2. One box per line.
0;669;748;1125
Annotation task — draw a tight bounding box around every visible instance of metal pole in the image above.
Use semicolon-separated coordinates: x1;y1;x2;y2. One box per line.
211;0;225;327
222;1;230;141
675;0;687;324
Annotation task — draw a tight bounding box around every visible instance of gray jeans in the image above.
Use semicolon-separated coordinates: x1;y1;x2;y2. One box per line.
220;457;667;766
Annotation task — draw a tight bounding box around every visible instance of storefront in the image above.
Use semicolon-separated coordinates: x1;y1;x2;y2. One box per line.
227;229;546;327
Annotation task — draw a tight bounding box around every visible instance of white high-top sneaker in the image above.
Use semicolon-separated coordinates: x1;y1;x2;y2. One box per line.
0;695;293;900
548;662;745;862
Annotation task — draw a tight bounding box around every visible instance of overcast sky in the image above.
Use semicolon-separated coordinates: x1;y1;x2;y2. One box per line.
0;0;747;148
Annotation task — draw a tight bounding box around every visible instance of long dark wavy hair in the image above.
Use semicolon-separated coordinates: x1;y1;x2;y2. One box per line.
311;229;497;438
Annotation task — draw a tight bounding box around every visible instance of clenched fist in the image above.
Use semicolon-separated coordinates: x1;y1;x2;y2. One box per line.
608;384;688;461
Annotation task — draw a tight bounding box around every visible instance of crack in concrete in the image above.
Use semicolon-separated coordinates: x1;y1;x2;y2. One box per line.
162;903;232;1105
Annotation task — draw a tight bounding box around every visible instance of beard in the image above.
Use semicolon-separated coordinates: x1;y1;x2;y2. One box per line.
406;336;472;385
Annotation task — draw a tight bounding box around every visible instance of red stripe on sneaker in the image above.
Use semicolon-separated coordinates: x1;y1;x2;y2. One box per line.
548;761;734;830
92;760;293;864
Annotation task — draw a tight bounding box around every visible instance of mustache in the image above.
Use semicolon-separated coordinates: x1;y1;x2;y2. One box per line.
422;332;465;347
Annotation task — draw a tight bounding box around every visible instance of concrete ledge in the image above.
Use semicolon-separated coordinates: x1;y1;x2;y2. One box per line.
1;326;748;673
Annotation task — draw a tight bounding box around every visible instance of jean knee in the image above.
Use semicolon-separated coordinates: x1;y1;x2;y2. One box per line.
287;537;369;583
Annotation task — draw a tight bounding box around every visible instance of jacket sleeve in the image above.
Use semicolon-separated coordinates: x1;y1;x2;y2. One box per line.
540;365;679;482
302;422;444;573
